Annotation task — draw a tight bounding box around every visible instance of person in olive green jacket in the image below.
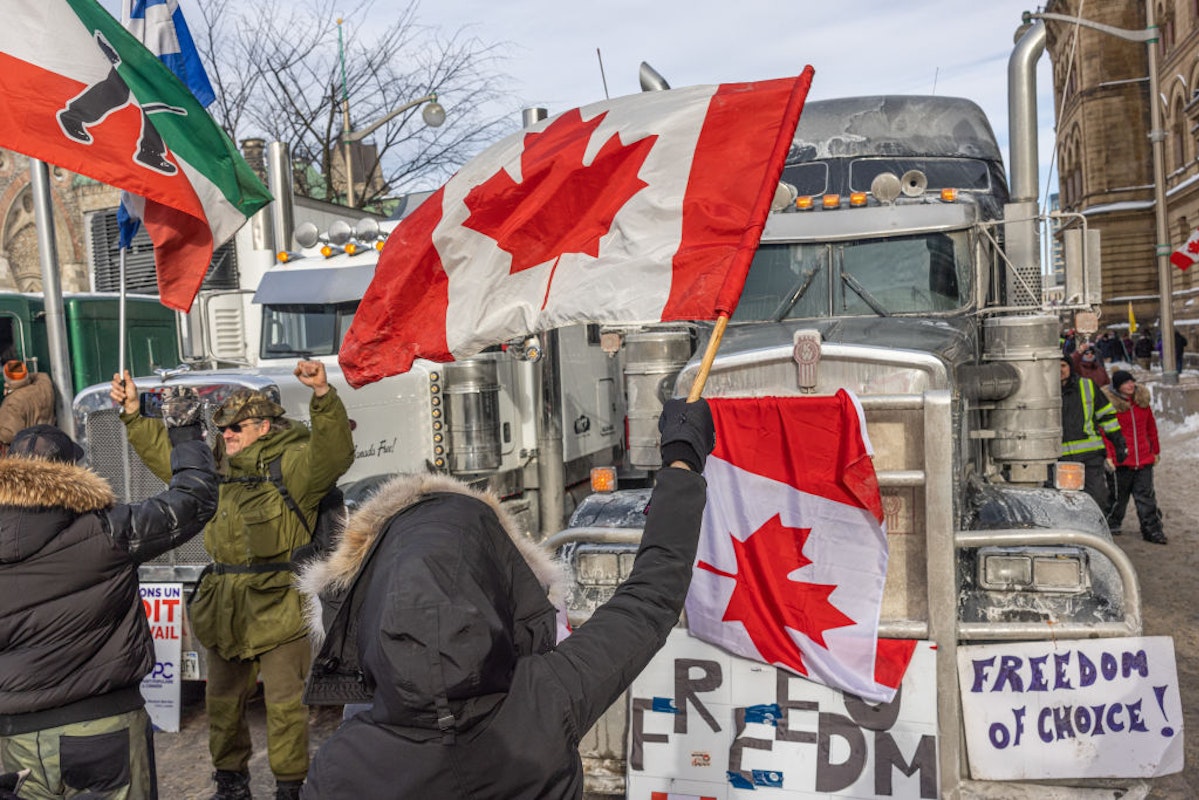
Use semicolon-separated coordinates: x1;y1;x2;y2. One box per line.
110;361;354;800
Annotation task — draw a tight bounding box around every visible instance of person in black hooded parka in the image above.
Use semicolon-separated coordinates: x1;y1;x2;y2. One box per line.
0;393;216;800
298;398;714;799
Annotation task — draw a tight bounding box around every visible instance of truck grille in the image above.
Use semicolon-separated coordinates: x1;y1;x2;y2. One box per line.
84;407;211;567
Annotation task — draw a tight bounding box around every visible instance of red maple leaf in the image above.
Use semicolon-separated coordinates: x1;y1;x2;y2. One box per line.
697;514;855;675
462;109;657;307
1187;239;1199;255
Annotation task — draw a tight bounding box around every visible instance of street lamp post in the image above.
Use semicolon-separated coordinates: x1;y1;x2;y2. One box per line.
341;93;446;208
1027;7;1178;383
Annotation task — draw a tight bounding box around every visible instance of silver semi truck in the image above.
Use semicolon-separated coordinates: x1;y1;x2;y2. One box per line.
554;22;1156;799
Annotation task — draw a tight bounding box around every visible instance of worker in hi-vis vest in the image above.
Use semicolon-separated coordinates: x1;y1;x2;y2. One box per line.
1060;355;1127;513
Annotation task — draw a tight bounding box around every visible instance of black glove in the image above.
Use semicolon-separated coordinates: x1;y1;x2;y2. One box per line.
161;386;204;445
1114;444;1128;464
658;397;715;473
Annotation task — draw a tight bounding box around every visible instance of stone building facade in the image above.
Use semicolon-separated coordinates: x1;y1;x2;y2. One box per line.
0;148;115;294
1045;0;1199;344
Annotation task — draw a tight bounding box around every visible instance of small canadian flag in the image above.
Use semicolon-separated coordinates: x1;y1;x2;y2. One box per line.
1170;226;1199;270
685;392;916;704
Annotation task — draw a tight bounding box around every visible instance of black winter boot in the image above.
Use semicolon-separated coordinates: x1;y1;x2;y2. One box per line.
210;770;252;800
275;779;304;800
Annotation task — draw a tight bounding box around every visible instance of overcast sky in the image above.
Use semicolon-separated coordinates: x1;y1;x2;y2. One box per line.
394;0;1060;197
102;0;1060;197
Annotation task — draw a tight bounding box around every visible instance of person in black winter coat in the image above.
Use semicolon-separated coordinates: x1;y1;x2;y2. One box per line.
298;398;715;800
1134;332;1155;369
0;396;218;800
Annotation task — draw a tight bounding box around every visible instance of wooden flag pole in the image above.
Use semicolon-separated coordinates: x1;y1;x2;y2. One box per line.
687;313;729;402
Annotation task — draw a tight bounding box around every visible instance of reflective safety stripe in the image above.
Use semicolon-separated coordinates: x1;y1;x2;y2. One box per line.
1061;378;1107;455
1062;439;1103;455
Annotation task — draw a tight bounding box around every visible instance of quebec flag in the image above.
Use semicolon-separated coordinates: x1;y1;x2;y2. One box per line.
118;0;215;249
122;0;214;106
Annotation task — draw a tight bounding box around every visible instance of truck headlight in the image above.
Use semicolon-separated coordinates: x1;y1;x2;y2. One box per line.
573;551;636;587
978;546;1089;594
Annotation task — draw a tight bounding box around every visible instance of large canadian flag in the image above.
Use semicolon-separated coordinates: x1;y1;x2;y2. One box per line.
686;393;916;703
339;70;814;387
0;0;269;311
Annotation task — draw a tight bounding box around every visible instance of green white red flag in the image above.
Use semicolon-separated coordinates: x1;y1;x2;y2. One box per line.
0;0;270;311
339;70;814;387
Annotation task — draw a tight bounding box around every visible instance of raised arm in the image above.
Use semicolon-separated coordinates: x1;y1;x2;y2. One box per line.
112;370;173;482
284;360;355;505
545;398;714;732
106;397;219;563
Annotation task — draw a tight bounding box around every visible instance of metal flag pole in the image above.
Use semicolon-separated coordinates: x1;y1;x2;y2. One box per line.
29;157;76;437
118;244;128;381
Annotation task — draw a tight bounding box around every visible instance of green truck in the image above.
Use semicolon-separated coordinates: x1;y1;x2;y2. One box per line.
0;292;179;396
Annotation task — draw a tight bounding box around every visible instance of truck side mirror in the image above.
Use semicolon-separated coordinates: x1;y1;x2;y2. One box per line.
1062;227;1102;306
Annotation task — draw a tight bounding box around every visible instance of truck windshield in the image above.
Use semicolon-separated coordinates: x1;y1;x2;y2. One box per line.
260;302;358;358
733;231;971;321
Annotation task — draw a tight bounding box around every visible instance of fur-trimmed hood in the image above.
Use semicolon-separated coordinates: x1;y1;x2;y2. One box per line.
0;458;115;564
298;472;566;645
298;473;570;732
1102;383;1151;413
0;458;115;512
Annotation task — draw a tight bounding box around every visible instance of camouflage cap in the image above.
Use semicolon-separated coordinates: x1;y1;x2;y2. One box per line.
211;388;285;428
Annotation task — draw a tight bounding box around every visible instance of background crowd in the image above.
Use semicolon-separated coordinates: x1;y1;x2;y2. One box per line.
1059;326;1173;545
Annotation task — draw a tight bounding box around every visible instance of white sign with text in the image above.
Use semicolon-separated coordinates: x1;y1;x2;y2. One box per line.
957;636;1183;779
138;582;183;732
627;631;938;798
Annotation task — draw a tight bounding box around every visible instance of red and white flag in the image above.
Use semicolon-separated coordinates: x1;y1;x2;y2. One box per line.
685;392;916;703
339;70;814;387
1170;226;1199;271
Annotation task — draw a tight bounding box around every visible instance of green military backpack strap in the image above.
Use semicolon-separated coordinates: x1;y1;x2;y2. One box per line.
265;455;346;566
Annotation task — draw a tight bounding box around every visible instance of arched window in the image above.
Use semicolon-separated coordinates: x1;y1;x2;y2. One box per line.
1059;129;1084;210
1161;3;1175;51
1173;98;1188;171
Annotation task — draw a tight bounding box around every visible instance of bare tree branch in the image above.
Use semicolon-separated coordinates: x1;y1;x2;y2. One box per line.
191;0;516;209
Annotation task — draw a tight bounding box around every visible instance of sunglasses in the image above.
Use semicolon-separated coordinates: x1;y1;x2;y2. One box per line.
219;418;262;434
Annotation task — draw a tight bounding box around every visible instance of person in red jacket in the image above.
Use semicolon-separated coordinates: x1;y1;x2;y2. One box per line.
1102;370;1166;544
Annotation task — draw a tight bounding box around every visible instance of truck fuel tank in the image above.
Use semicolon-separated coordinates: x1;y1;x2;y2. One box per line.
443;358;503;474
622;328;694;470
981;315;1062;483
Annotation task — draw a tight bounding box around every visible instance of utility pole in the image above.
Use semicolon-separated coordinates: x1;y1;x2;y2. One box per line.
338;18;355;208
1144;2;1177;383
